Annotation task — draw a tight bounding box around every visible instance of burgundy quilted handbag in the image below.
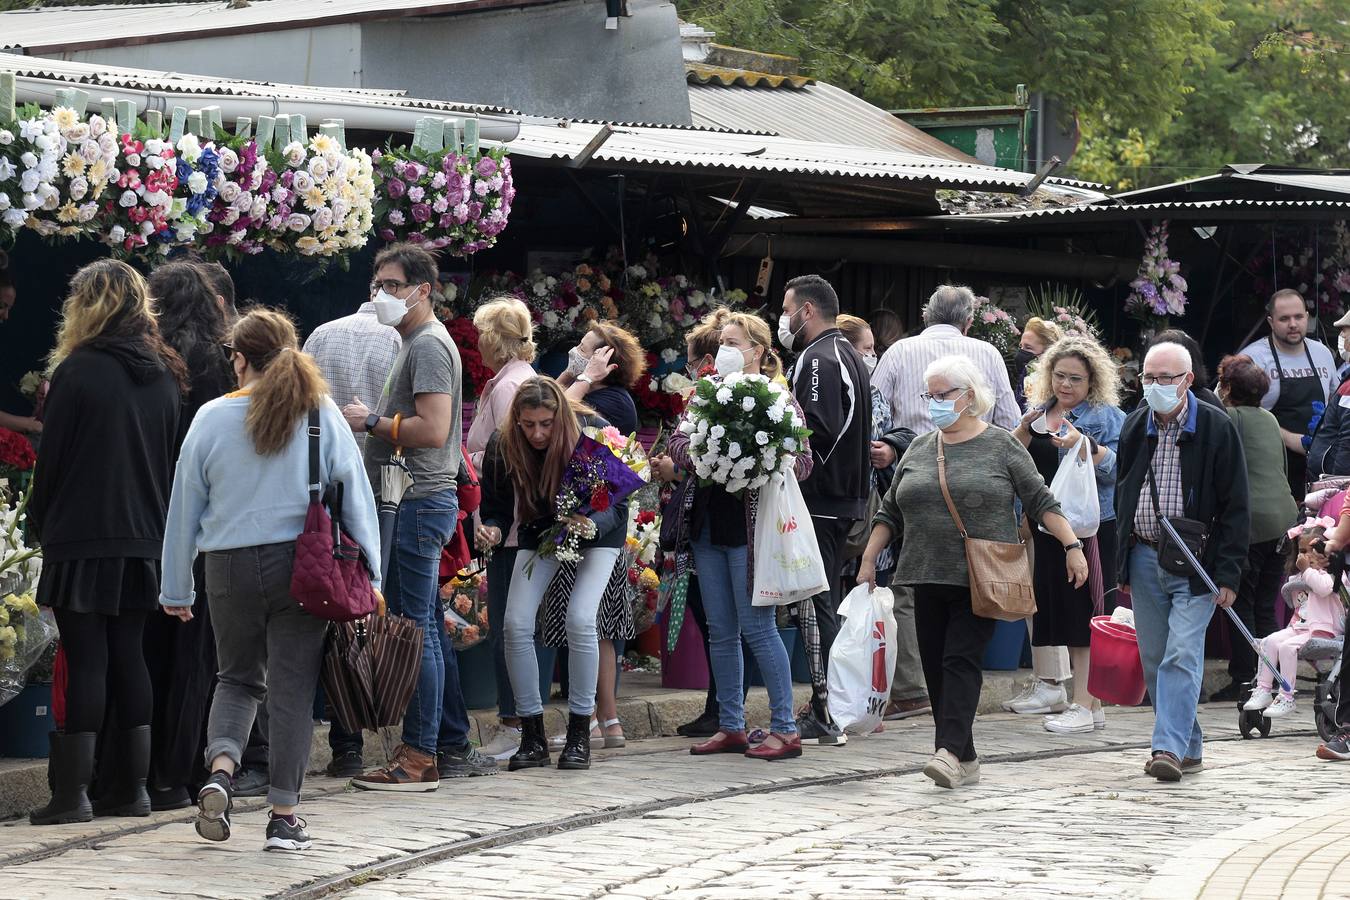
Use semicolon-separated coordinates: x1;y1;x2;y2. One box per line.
291;409;378;621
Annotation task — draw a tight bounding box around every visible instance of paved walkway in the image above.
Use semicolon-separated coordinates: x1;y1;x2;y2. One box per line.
0;703;1342;899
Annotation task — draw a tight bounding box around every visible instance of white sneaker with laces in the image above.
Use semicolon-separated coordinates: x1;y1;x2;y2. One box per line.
1044;704;1096;734
480;728;524;762
1263;695;1296;719
1009;681;1068;715
1001;678;1038;712
1243;688;1274;711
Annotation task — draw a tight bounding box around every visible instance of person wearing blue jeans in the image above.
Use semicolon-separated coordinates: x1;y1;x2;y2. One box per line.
1113;342;1249;783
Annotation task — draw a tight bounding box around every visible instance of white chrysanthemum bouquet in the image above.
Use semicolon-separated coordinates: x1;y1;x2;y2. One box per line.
678;373;810;494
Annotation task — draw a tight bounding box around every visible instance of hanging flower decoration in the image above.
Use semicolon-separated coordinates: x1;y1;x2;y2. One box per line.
204;137;274;260
963;295;1021;360
1126;221;1188;324
265;135;374;260
100;133;181;257
0;106;117;243
372;144;514;256
167;133;221;248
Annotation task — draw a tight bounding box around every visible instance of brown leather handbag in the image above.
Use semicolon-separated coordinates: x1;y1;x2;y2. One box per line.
936;432;1036;621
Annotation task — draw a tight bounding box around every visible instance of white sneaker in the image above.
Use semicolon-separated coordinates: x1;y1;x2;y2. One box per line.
1001;678;1038;712
1009;681;1068;715
959;758;980;786
1243;688;1274;711
1092;707;1106;731
480;728;523;761
1263;695;1296;719
922;749;963;789
1044;704;1096;734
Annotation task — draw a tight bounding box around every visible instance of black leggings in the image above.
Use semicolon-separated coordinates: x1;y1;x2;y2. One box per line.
55;608;152;734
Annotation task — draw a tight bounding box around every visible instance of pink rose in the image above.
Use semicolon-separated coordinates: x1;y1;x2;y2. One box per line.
386;178;406;200
410;202;432;223
475;156;497;178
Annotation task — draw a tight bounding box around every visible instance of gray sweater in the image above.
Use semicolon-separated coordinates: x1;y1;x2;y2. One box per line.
875;426;1061;588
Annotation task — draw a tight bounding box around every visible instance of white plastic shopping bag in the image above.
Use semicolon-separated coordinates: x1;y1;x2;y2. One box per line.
826;584;897;736
751;470;828;606
1040;435;1100;538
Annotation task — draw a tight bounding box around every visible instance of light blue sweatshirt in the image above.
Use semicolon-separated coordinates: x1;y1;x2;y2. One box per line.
159;394;382;606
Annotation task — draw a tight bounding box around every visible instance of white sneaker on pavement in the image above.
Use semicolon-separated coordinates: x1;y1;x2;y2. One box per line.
1000;678;1038;712
1009;681;1068;715
922;749;963;789
1263;695;1296;719
958;758;980;786
480;727;524;761
1044;704;1096;734
1243;688;1274;711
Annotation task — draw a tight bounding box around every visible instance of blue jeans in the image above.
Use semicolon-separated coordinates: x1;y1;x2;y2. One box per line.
387;489;458;755
1128;544;1215;760
691;537;796;735
487;548;519;719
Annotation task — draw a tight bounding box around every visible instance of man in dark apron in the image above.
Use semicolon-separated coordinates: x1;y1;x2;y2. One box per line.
1241;289;1337;497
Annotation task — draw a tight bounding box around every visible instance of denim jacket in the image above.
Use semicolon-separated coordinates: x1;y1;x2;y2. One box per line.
1062;400;1124;523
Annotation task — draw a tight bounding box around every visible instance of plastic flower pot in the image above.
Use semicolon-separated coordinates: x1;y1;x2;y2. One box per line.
981;619;1027;671
1087;615;1147;707
660;610;709;690
0;683;54;759
455;641;497;711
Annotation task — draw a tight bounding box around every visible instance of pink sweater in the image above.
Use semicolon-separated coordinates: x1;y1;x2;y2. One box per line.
1289;569;1347;638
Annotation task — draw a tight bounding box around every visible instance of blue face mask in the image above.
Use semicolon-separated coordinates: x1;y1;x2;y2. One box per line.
1142;381;1184;416
928;394;964;430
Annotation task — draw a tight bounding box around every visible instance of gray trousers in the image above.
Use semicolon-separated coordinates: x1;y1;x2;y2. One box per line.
889;584;928;702
204;543;327;807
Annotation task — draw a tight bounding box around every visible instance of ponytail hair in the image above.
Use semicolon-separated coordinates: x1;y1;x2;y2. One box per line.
230;309;328;455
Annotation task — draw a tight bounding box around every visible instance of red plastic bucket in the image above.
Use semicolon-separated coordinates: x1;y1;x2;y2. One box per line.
1088;615;1146;706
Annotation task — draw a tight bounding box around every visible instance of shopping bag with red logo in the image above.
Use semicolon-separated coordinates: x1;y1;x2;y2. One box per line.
751;470;828;607
826;584;897;736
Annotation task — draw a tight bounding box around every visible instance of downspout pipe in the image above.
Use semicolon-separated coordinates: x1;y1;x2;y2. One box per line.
13;75;522;142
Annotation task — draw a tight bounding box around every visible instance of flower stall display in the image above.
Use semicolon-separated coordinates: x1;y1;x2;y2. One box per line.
204;137;275;259
1249;222;1350;321
264;135;375;260
442;314;495;401
440;559;489;651
101;132;184;257
625;508;660;634
678;372;810;495
1026;284;1101;340
1126;221;1188;328
0;106;117;243
962;295;1021;361
373;144;513;256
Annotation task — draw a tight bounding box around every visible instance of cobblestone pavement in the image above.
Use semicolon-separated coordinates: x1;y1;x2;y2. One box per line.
0;703;1343;899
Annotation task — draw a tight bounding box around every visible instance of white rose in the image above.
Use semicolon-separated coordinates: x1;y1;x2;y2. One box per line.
108;224;125;242
187;171;208;195
283;141;306;167
0;192;8;210
251;197;268;219
139;220;156;237
219;181;242;203
710;424;726;440
69;176;89;200
286;212;311;232
727;442;742;460
0;159;14;182
19;152;37;169
715;387;733;405
219;208;240;226
542;311;560;328
661;348;679;364
695;462;712;480
21;191;39;210
3;207;26;227
79;141;101;163
0;130;13;145
292;171;314;194
766;404;785;424
783;437;798;452
678;419;695;435
755;431;769;446
741;396;756;412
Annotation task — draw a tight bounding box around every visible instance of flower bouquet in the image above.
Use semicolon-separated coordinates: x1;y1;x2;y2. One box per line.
0;427;35;483
529;429;649;571
964;295;1022;360
678;373;809;494
439;558;489;651
0;591;55;709
632;371;691;425
373;144;514;256
624;508;661;634
1126;221;1187;327
100;132;182;257
204;137;275;259
1026;284;1101;341
0;106;117;243
265;135;375;260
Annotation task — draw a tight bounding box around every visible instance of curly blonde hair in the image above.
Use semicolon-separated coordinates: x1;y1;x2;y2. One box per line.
1025;334;1122;409
473;296;537;368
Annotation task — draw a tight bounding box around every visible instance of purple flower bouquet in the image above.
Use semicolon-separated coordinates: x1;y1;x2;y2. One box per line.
532;434;649;568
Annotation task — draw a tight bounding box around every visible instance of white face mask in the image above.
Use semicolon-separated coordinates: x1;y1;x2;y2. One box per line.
862;354;877;373
567;347;589;376
715;345;747;377
777;310;804;352
372;288;419;327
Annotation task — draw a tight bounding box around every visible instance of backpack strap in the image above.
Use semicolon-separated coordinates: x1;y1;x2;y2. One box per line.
307;408;321;503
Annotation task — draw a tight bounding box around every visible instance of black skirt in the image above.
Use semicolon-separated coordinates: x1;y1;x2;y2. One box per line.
1030;529;1093;648
37;557;160;616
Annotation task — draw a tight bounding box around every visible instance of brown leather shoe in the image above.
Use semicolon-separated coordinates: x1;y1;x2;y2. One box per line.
689;730;749;755
352;744;440;792
745;733;802;761
1180;756;1204;774
1145;750;1182;782
883;698;932;720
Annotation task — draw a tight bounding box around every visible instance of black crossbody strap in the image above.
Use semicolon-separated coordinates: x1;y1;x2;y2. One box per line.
307;408;322;502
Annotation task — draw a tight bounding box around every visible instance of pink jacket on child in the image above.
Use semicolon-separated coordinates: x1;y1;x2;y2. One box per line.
1290;569;1347;638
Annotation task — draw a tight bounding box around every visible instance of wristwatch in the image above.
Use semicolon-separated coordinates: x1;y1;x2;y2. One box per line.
1063;540;1085;552
364;413;380;433
576;373;594;385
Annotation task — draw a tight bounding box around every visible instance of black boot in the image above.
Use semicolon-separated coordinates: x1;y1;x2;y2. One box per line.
30;732;97;826
557;712;592;771
507;714;550;772
92;726;152;818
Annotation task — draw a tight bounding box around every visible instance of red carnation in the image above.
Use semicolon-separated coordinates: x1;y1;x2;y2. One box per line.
636;510;656;526
590;484;612;512
0;428;36;472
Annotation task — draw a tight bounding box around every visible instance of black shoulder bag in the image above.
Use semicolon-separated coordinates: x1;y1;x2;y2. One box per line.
1146;442;1207;577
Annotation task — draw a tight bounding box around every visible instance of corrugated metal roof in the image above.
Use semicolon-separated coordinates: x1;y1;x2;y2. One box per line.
0;0;562;53
932;198;1350;225
688;80;978;164
0;54;521;115
1115;167;1350;203
685;63;813;90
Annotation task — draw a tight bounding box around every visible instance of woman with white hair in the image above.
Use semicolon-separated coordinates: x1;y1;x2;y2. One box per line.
858;354;1088;789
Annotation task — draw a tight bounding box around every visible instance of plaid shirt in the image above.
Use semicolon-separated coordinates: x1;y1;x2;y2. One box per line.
1133;409;1186;542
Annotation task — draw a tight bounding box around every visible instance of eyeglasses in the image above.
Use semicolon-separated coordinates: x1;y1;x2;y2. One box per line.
919;387;967;402
1141;373;1187;385
369;279;414;295
1051;372;1087;386
221;342;236;355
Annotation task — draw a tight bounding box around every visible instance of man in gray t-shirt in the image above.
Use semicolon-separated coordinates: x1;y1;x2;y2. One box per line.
341;244;494;789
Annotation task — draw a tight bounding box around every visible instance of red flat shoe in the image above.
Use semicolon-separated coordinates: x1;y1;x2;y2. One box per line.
690;730;749;755
745;733;802;761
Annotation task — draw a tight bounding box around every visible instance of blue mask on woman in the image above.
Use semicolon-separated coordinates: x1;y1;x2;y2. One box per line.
928;396;962;429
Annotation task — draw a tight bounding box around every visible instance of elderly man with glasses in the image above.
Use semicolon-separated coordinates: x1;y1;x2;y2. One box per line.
1115;341;1249;782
